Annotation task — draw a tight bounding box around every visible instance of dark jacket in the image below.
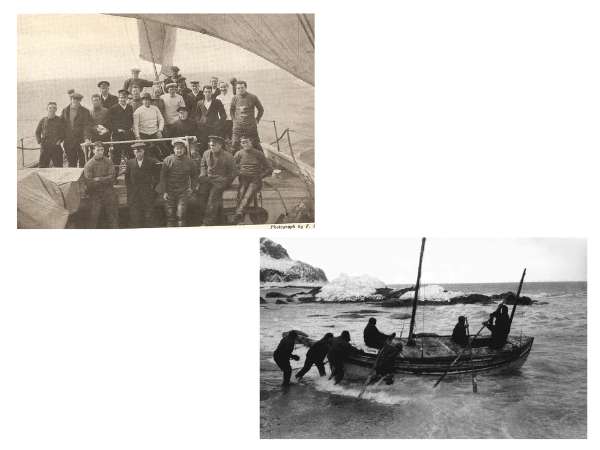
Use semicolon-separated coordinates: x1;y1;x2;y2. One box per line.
100;93;119;109
35;116;65;145
125;157;161;204
122;77;154;92
170;118;199;140
108;103;134;133
273;334;297;362
306;335;332;363
451;323;468;347
60;105;92;145
195;98;226;131
327;335;360;366
364;323;390;350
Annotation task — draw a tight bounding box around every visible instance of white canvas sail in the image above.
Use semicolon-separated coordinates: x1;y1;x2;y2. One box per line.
137;19;177;76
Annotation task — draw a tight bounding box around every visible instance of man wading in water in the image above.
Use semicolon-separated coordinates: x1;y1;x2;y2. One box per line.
273;330;300;386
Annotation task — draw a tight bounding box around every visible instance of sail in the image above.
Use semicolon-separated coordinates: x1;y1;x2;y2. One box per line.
137;19;177;75
117;14;314;86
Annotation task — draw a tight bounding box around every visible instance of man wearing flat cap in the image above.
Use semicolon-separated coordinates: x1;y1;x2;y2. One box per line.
60;92;92;167
198;135;237;226
107;89;134;166
124;142;161;228
158;138;198;227
160;83;186;137
83;141;118;228
97;81;118;109
122;68;154;94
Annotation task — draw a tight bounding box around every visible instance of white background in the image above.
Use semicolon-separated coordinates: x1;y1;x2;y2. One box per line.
2;0;598;448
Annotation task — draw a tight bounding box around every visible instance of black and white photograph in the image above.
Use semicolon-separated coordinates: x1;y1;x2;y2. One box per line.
260;237;587;438
17;14;314;228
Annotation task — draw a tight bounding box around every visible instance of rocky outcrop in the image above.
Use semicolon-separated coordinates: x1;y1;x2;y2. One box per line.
260;238;328;284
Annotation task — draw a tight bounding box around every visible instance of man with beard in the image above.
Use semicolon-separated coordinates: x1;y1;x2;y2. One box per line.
97;81;118;109
159;138;198;227
327;331;361;384
295;332;334;380
60;92;92;167
197;135;236;226
230;80;264;152
125;142;160;228
108;89;134;165
363;317;394;350
273;330;300;386
35;102;65;168
83;141;118;228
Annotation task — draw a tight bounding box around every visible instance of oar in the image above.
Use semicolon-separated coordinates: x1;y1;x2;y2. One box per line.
432;324;486;388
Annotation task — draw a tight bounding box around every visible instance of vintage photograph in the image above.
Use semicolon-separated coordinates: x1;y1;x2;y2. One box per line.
17;14;314;228
260;237;587;438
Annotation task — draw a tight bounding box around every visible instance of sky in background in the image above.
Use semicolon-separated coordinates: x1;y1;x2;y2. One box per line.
17;14;276;81
271;238;587;284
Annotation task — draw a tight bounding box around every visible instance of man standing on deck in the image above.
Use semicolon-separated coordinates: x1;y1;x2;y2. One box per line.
129;85;144;112
61;92;92;168
196;85;227;150
122;68;154;93
170;106;199;142
230;80;264;152
89;94;111;151
216;81;234;140
83;141;118;228
363;317;393;350
160;83;186;137
198;135;236;226
189;81;203;114
125;142;160;228
210;76;221;99
273;330;300;386
158;138;198;227
98;81;118;109
295;332;333;380
232;136;273;223
35;102;65;168
108;90;134;165
133;92;166;159
327;331;361;384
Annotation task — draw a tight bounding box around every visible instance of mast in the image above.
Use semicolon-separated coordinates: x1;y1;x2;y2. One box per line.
407;237;426;345
508;268;527;330
141;19;160;81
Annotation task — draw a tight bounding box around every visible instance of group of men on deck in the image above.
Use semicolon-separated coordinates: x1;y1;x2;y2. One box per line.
34;66;271;227
273;302;514;387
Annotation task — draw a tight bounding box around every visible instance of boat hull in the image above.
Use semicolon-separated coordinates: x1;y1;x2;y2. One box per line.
343;335;534;381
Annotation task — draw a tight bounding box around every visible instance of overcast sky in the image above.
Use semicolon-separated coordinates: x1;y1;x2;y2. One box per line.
17;14;275;81
271;238;586;284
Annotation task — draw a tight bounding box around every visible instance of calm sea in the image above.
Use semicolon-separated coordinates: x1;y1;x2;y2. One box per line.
260;281;587;438
17;69;314;167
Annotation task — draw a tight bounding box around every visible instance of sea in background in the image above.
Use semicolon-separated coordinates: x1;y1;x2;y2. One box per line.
260;281;587;438
17;68;314;168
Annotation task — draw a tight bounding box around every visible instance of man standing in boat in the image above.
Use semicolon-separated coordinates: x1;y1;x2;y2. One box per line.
98;81;118;109
89;94;111;155
60;92;92;168
83;141;118;228
188;81;203;115
230;80;264;152
122;68;154;93
35;102;65;168
195;85;227;151
483;304;511;348
210;76;221;99
124;142;160;228
108;89;134;166
216;81;234;140
129;85;144;112
197;135;236;226
161;83;187;138
327;331;361;384
133;92;166;159
232;136;273;223
158;138;198;227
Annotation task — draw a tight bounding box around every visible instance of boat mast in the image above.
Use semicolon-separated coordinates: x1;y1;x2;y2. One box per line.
407;237;426;345
141;19;160;81
508;268;527;331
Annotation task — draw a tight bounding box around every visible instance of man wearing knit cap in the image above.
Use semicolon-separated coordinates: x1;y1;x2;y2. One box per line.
122;67;154;93
83;141;118;228
60;92;92;167
158;138;198;227
197;135;237;226
97;81;118;109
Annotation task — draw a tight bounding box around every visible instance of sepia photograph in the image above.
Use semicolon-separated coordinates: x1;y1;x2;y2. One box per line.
17;14;314;228
260;237;587;438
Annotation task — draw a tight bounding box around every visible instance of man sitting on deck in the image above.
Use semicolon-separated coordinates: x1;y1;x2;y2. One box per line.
124;142;160;228
35;102;65;168
197;135;237;226
232;136;273;223
295;332;334;380
364;317;393;350
451;316;469;347
83;141;118;228
327;331;361;384
158;138;198;227
273;330;300;386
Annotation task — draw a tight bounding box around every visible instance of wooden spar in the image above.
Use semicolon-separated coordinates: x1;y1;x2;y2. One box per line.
142;19;160;81
407;237;426;345
509;268;527;330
